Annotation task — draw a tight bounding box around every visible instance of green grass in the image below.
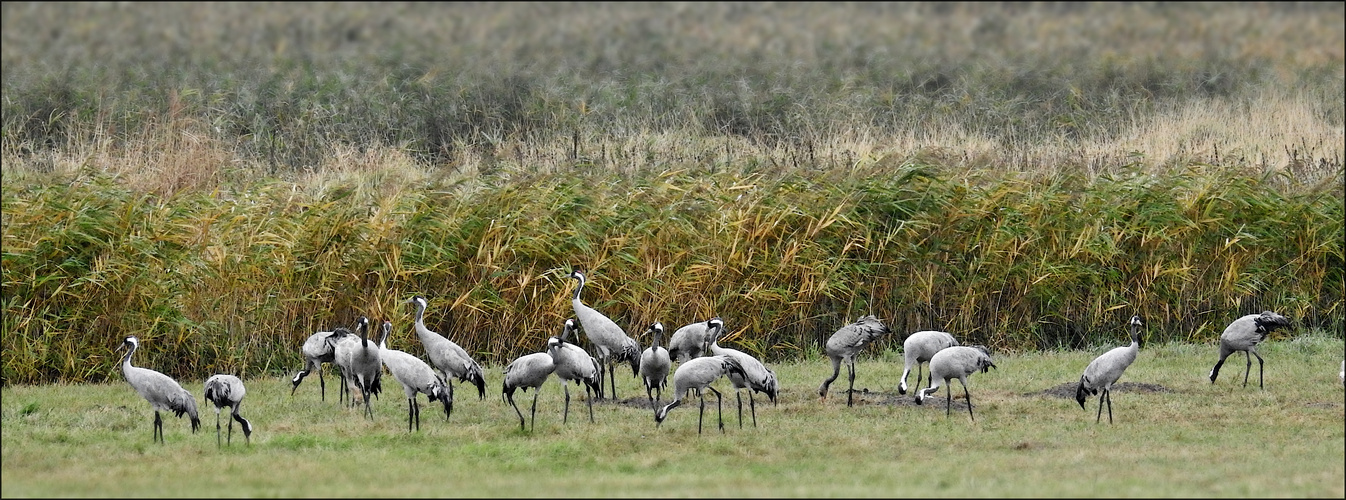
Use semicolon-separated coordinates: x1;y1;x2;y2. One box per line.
3;335;1341;497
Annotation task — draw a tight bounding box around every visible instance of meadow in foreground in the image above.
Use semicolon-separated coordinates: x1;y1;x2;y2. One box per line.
3;334;1341;498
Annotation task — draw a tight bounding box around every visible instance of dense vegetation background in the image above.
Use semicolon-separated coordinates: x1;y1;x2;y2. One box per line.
2;2;1342;384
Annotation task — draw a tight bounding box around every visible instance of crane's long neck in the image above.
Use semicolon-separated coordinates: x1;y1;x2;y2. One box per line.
572;274;586;302
1129;323;1142;349
121;343;136;371
412;300;438;341
653;328;663;348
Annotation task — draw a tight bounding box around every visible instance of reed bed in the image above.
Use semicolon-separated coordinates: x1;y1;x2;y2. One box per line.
1;3;1343;384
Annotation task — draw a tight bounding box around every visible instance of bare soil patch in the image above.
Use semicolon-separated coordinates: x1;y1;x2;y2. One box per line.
1029;381;1174;399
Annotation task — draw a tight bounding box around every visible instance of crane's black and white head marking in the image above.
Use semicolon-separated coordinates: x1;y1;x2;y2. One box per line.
123;336;139;349
1075;376;1092;409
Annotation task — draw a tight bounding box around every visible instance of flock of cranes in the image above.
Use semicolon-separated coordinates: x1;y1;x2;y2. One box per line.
117;268;1328;444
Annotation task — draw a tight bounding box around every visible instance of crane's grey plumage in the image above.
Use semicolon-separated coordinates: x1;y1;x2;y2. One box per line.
118;336;200;443
706;319;778;429
548;318;602;424
915;345;997;421
502;351;555;431
639;322;671;406
654;354;747;434
818;315;891;406
292;326;353;401
203;374;252;446
898;330;959;396
379;320;452;431
406;295;487;400
334;317;382;419
1209;310;1292;389
568;269;640;400
1076;315;1144;424
666;318;718;363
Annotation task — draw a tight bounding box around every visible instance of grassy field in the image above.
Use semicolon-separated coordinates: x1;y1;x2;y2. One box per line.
3;334;1341;498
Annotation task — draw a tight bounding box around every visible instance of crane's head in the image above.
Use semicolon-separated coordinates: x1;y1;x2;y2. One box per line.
569;269;585;282
1075;377;1093;409
405;295;428;310
120;336;139;351
561;318;578;343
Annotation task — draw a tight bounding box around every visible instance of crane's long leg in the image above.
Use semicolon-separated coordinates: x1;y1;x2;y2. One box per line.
749;390;758;427
945;384;953;418
847;359;856;407
710;386;724;433
962;380;975;422
696;388;705;435
409;397;417;432
736;390;743;429
1096;390;1105;423
1104;389;1113;424
318;367;326;402
529;391;540;431
608;357;618;401
227;410;236;444
1252;350;1265;390
508;392;525;430
215;409;223;447
563;382;571;425
153;411;164;444
585;380;595;423
1242;351;1253;388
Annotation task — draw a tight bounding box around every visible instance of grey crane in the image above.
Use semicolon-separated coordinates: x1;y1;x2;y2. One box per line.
203;374;252;446
1209;310;1292;390
291;327;350;401
654;354;747;434
118;336;200;444
915;345;997;421
639;322;671;406
406;295;487;400
379;320;452;431
898;330;960;397
818;315;892;406
568;269;641;400
547;318;603;424
334;316;382;419
706;319;778;429
1076;315;1144;424
501;351;555;431
667;318;718;363
1339;360;1344;386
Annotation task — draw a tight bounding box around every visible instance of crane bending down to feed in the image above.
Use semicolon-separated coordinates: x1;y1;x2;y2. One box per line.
502;350;555;431
706;319;778;429
568;269;641;400
119;336;200;443
915;345;997;421
379;320;452;431
1076;315;1144;424
898;330;959;397
291;326;350;401
548;319;603;424
204;374;252;446
654;354;747;434
639;322;671;407
1209;310;1292;390
818;315;891;406
406;295;487;401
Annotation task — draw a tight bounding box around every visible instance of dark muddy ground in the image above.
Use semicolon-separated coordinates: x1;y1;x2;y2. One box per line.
1028;381;1174;399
